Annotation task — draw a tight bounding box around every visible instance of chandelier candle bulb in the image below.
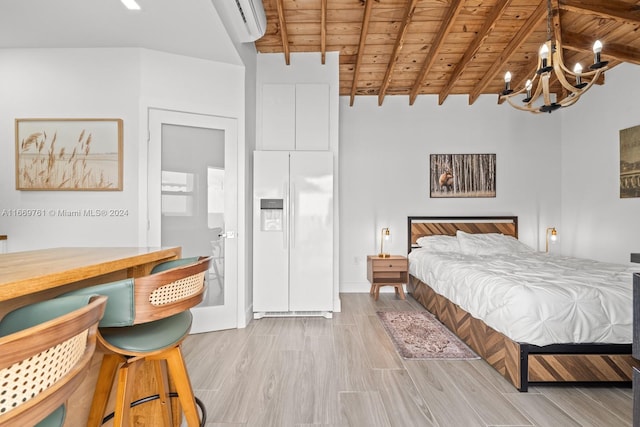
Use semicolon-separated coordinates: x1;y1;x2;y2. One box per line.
503;71;512;94
540;43;549;68
593;40;603;58
573;63;582;86
591;40;608;69
523;79;533;103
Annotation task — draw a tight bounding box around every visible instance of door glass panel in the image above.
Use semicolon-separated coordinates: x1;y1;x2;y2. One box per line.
161;124;225;308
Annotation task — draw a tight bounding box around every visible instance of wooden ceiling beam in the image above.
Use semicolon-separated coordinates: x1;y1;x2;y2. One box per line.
321;0;327;64
276;0;291;65
408;0;465;105
349;0;375;106
438;0;512;106
469;0;547;105
559;0;640;25
378;0;420;106
562;31;640;65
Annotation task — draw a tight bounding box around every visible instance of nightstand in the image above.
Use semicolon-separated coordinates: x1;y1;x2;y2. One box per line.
366;255;408;301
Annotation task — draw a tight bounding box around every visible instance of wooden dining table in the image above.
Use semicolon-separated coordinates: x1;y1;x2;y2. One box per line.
0;246;183;426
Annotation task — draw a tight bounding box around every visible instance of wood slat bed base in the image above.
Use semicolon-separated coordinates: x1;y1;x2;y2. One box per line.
408;275;522;389
408;276;635;391
528;354;634;382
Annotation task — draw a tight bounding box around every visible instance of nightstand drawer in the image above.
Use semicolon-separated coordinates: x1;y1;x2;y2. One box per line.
371;259;407;272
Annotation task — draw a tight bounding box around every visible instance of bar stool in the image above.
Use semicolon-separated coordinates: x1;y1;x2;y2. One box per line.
0;294;107;427
64;255;212;427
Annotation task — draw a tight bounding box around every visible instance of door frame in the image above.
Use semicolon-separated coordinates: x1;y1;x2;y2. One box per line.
139;106;246;330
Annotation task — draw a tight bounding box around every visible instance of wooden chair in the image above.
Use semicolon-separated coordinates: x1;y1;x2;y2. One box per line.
0;294;107;427
65;255;212;427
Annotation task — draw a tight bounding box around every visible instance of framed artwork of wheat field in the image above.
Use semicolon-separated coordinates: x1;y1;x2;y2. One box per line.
15;118;123;191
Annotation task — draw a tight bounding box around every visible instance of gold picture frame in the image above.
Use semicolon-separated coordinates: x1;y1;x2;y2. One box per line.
15;118;123;191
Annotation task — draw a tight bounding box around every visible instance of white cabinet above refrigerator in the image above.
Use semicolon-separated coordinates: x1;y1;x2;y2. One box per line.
253;151;334;317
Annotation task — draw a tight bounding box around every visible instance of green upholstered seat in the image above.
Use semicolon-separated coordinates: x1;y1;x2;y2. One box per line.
99;311;192;353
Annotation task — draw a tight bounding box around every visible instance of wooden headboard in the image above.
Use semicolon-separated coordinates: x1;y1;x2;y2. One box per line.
407;216;518;253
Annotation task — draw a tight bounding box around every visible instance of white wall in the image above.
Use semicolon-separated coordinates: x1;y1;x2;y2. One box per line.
0;48;245;255
560;63;640;264
0;48;142;251
339;94;563;291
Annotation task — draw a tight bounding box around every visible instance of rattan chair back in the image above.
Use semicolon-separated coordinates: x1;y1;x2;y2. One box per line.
0;295;107;427
132;255;212;324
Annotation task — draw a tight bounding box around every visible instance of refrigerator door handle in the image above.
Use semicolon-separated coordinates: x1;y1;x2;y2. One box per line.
283;182;288;250
290;182;295;248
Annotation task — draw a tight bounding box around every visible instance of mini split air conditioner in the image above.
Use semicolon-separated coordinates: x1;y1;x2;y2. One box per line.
215;0;267;43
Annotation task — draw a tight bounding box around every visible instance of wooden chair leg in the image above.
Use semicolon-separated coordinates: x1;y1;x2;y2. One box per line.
86;353;124;427
153;359;174;427
162;346;200;427
113;359;139;427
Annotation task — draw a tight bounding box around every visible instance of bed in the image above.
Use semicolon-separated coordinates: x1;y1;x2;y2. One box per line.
406;216;638;391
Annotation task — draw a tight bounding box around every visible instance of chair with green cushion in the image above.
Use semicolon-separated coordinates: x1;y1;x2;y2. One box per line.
63;255;212;427
0;294;107;427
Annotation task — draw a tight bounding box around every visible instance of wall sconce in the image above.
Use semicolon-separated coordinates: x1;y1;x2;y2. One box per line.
545;227;557;252
379;227;391;258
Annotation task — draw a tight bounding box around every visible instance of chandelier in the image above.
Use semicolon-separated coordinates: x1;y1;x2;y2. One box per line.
500;0;608;113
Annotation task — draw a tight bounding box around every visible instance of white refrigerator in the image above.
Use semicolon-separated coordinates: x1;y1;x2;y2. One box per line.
253;151;333;317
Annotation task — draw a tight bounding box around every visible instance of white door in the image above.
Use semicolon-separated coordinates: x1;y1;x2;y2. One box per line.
148;109;237;332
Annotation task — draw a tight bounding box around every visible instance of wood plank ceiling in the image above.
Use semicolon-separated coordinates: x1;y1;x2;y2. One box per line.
255;0;640;106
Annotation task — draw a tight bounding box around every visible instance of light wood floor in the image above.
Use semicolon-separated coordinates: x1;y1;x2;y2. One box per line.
182;293;633;427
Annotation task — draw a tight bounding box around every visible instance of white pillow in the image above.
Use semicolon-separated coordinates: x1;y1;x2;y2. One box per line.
456;230;533;255
416;235;460;253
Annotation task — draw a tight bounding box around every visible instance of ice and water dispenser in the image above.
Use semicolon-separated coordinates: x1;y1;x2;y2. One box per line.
260;199;283;231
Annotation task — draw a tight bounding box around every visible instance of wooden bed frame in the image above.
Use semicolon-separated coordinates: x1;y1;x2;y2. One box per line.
406;216;635;392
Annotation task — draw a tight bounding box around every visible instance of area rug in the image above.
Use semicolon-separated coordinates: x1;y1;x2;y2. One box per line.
377;311;479;360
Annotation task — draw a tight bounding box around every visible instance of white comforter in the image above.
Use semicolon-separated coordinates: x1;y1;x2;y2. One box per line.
408;249;637;346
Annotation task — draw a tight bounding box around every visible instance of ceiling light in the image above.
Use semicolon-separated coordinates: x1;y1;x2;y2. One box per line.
121;0;141;10
500;0;608;114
